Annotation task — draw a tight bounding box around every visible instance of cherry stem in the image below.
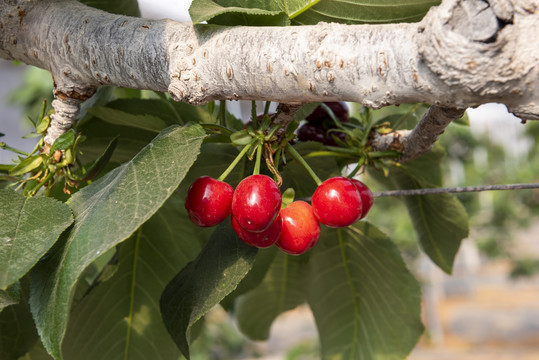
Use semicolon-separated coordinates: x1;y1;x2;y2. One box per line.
263;101;271;116
285;143;322;186
320;103;344;128
253;140;263;175
0;142;28;156
252;100;259;128
373;183;539;197
217;139;256;182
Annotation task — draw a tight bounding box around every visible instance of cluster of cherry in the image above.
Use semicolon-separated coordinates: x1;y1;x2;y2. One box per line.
185;174;373;255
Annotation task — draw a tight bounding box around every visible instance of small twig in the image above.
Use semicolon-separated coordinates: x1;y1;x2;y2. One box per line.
373;183;539;197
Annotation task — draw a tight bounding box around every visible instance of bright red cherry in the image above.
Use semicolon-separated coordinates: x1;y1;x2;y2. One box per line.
277;201;320;255
350;179;374;219
231;174;282;232
232;214;281;248
311;177;362;227
185;176;234;227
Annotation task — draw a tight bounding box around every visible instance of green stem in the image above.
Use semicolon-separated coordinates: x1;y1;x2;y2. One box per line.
0;142;28;156
303;151;357;159
38;99;47;125
285;143;322;186
263;101;271;116
200;123;233;135
325;146;359;155
251;100;259;128
367;150;400;158
219;100;227;128
217;139;256;182
253;141;263;175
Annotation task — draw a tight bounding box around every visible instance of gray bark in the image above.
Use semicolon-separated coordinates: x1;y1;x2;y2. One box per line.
1;0;538;145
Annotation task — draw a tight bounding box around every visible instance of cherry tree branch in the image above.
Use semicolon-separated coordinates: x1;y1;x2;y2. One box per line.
1;0;537;145
370;106;466;162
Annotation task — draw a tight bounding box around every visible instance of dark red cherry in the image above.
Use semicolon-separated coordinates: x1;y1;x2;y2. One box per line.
185;176;234;227
276;201;320;255
297;123;346;146
306;102;349;125
311;177;362;228
231;174;282;232
350;179;374;219
232;214;281;248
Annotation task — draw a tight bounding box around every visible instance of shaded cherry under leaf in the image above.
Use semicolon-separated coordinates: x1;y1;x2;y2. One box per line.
297;123;346;146
305;102;349;125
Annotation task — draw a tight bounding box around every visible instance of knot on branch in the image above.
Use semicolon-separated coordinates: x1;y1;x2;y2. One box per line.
418;0;535;100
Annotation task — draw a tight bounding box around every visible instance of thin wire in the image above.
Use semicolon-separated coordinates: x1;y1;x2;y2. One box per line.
373;183;539;197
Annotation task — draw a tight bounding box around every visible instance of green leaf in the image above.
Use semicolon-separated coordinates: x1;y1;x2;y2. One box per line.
160;222;258;360
81;136;119;181
9;155;43;176
374;148;469;273
35;116;50;134
293;0;440;25
294;102;321;121
189;0;290;25
453;111;470;126
0;283;20;312
230;129;253;146
307;223;424;359
88;106;168;133
78;0;140;16
49;129;75;153
221;246;277;310
62;196;204;360
235;253;307;340
0;189;73;289
29;124;206;360
0;281;39;360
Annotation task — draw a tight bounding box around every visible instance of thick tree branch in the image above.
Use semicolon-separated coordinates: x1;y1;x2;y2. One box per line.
1;0;537;145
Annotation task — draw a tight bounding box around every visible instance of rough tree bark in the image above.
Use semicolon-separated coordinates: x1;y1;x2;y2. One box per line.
1;0;538;156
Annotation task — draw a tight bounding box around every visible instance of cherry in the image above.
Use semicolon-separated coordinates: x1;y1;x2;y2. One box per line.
231;174;282;232
306;102;349;125
185;176;234;227
232;214;281;248
297;123;346;146
350;179;373;219
311;177;362;228
276;201;320;255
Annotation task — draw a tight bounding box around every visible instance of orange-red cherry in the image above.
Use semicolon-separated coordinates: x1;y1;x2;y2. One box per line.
311;177;362;227
231;174;282;232
232;214;282;248
185;176;234;227
276;201;320;255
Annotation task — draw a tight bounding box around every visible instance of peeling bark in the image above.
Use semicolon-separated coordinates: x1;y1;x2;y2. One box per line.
0;0;537;144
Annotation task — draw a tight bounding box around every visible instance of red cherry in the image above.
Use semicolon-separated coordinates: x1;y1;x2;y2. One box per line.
350;179;374;219
311;177;362;227
232;214;281;248
276;201;320;255
231;174;282;232
185;176;234;227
